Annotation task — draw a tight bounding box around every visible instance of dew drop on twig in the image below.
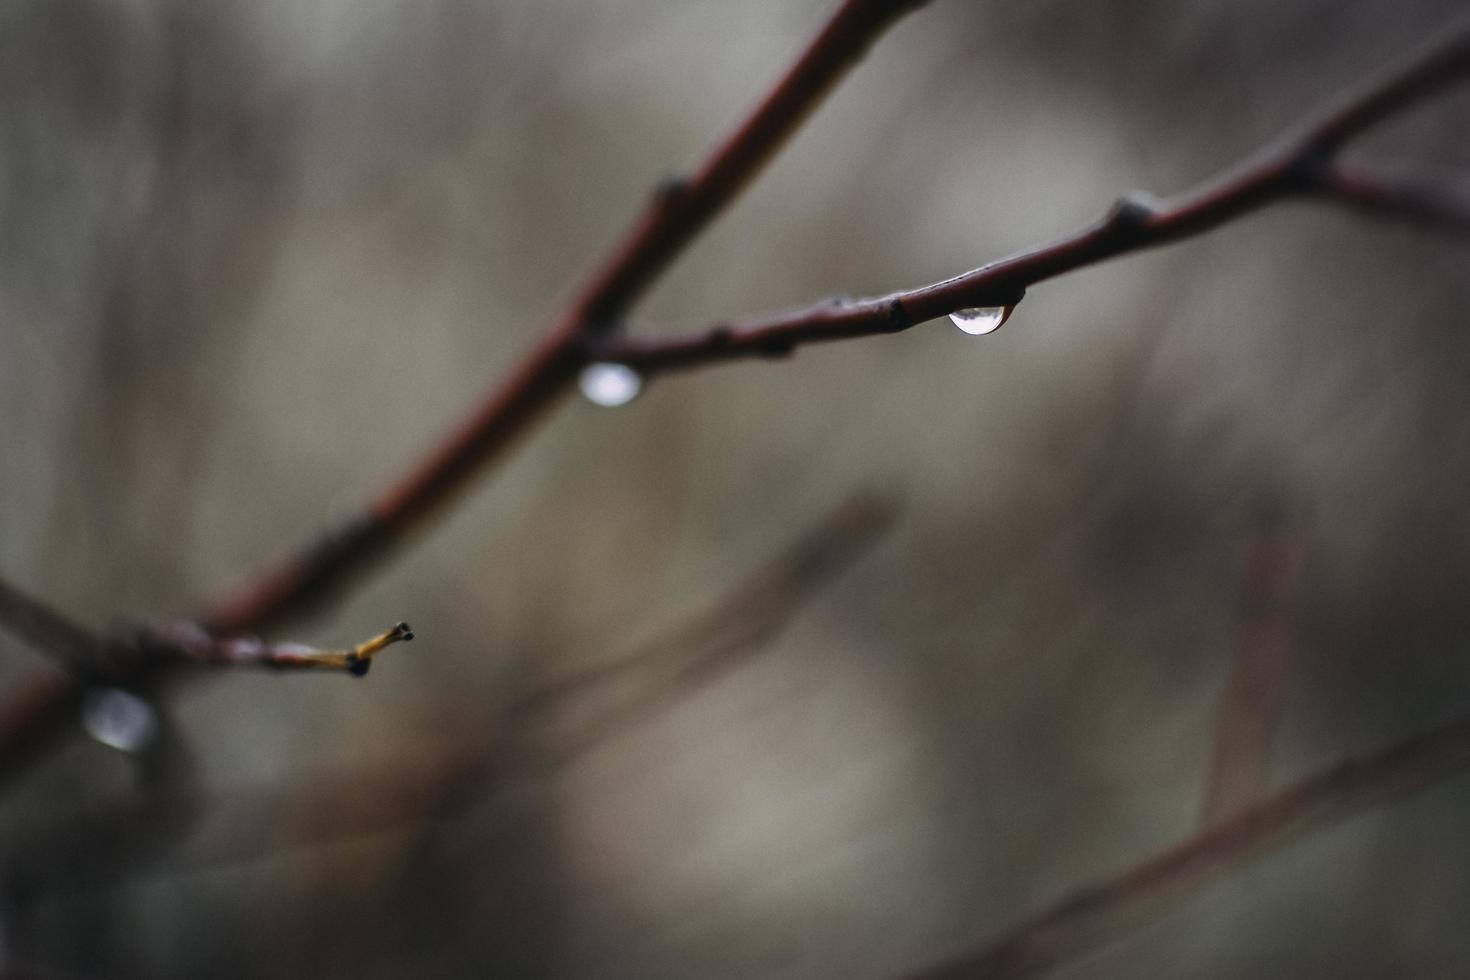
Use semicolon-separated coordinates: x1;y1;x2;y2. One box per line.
949;305;1013;336
578;363;642;407
81;687;158;753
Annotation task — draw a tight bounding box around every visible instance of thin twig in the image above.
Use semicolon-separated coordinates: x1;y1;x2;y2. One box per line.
0;10;1468;792
905;710;1470;980
1201;501;1298;823
506;493;897;766
0;0;924;788
1319;164;1470;234
4;497;895;893
595;23;1470;374
200;0;925;637
139;620;415;677
0;576;103;672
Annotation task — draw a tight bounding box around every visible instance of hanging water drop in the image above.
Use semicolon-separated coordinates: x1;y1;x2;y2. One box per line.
949;305;1012;336
579;362;642;407
80;687;158;753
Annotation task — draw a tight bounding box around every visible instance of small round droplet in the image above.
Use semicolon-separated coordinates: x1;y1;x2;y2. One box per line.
578;363;642;407
81;688;158;753
949;306;1012;336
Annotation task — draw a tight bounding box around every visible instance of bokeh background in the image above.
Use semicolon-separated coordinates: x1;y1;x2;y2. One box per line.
2;0;1470;976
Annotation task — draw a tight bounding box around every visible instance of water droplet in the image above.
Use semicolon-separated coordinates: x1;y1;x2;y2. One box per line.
949;305;1012;336
579;363;642;407
81;688;158;753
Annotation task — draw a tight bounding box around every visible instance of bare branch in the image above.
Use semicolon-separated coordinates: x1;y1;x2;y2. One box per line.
139;620;415;677
0;9;1466;799
1289;22;1470;156
0;576;103;671
1319;165;1470;234
0;0;924;790
506;492;897;766
596;21;1470;374
905;711;1470;980
1201;502;1298;823
200;0;925;637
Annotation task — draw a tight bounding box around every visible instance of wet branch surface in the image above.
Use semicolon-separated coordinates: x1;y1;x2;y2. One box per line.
0;8;1464;790
198;0;928;638
0;5;1468;974
0;0;926;786
0;495;893;900
596;24;1470;372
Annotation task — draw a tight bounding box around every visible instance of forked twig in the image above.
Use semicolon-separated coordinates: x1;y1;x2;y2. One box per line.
595;23;1470;373
0;0;925;784
201;0;927;636
0;8;1467;799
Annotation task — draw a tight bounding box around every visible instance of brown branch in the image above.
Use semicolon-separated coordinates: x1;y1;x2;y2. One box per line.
200;0;925;637
1319;164;1470;234
0;0;923;787
594;21;1470;374
0;576;103;671
505;492;897;767
0;11;1466;792
4;497;895;894
1201;501;1299;823
138;620;415;677
905;710;1470;980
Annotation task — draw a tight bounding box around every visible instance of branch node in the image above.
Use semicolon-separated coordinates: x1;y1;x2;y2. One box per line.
885;298;910;332
1107;190;1162;230
1285;147;1335;192
652;173;690;208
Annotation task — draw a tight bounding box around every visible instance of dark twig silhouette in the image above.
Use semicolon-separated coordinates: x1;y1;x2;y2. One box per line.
0;12;1467;976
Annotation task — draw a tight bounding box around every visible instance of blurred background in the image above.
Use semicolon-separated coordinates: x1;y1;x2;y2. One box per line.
1;0;1469;976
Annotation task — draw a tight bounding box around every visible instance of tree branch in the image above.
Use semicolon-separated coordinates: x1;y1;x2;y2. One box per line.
906;710;1470;980
505;492;897;767
0;576;103;672
0;0;924;788
593;21;1470;375
1201;501;1298;823
0;9;1466;799
139;620;415;677
1319;164;1470;234
199;0;925;637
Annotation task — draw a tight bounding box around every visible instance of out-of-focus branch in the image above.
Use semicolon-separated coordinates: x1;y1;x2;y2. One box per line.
200;0;925;637
0;0;923;787
1319;165;1470;234
595;22;1470;374
0;576;103;672
1201;501;1299;823
0;11;1466;793
506;493;897;766
905;710;1470;980
0;752;469;898
0;495;894;888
